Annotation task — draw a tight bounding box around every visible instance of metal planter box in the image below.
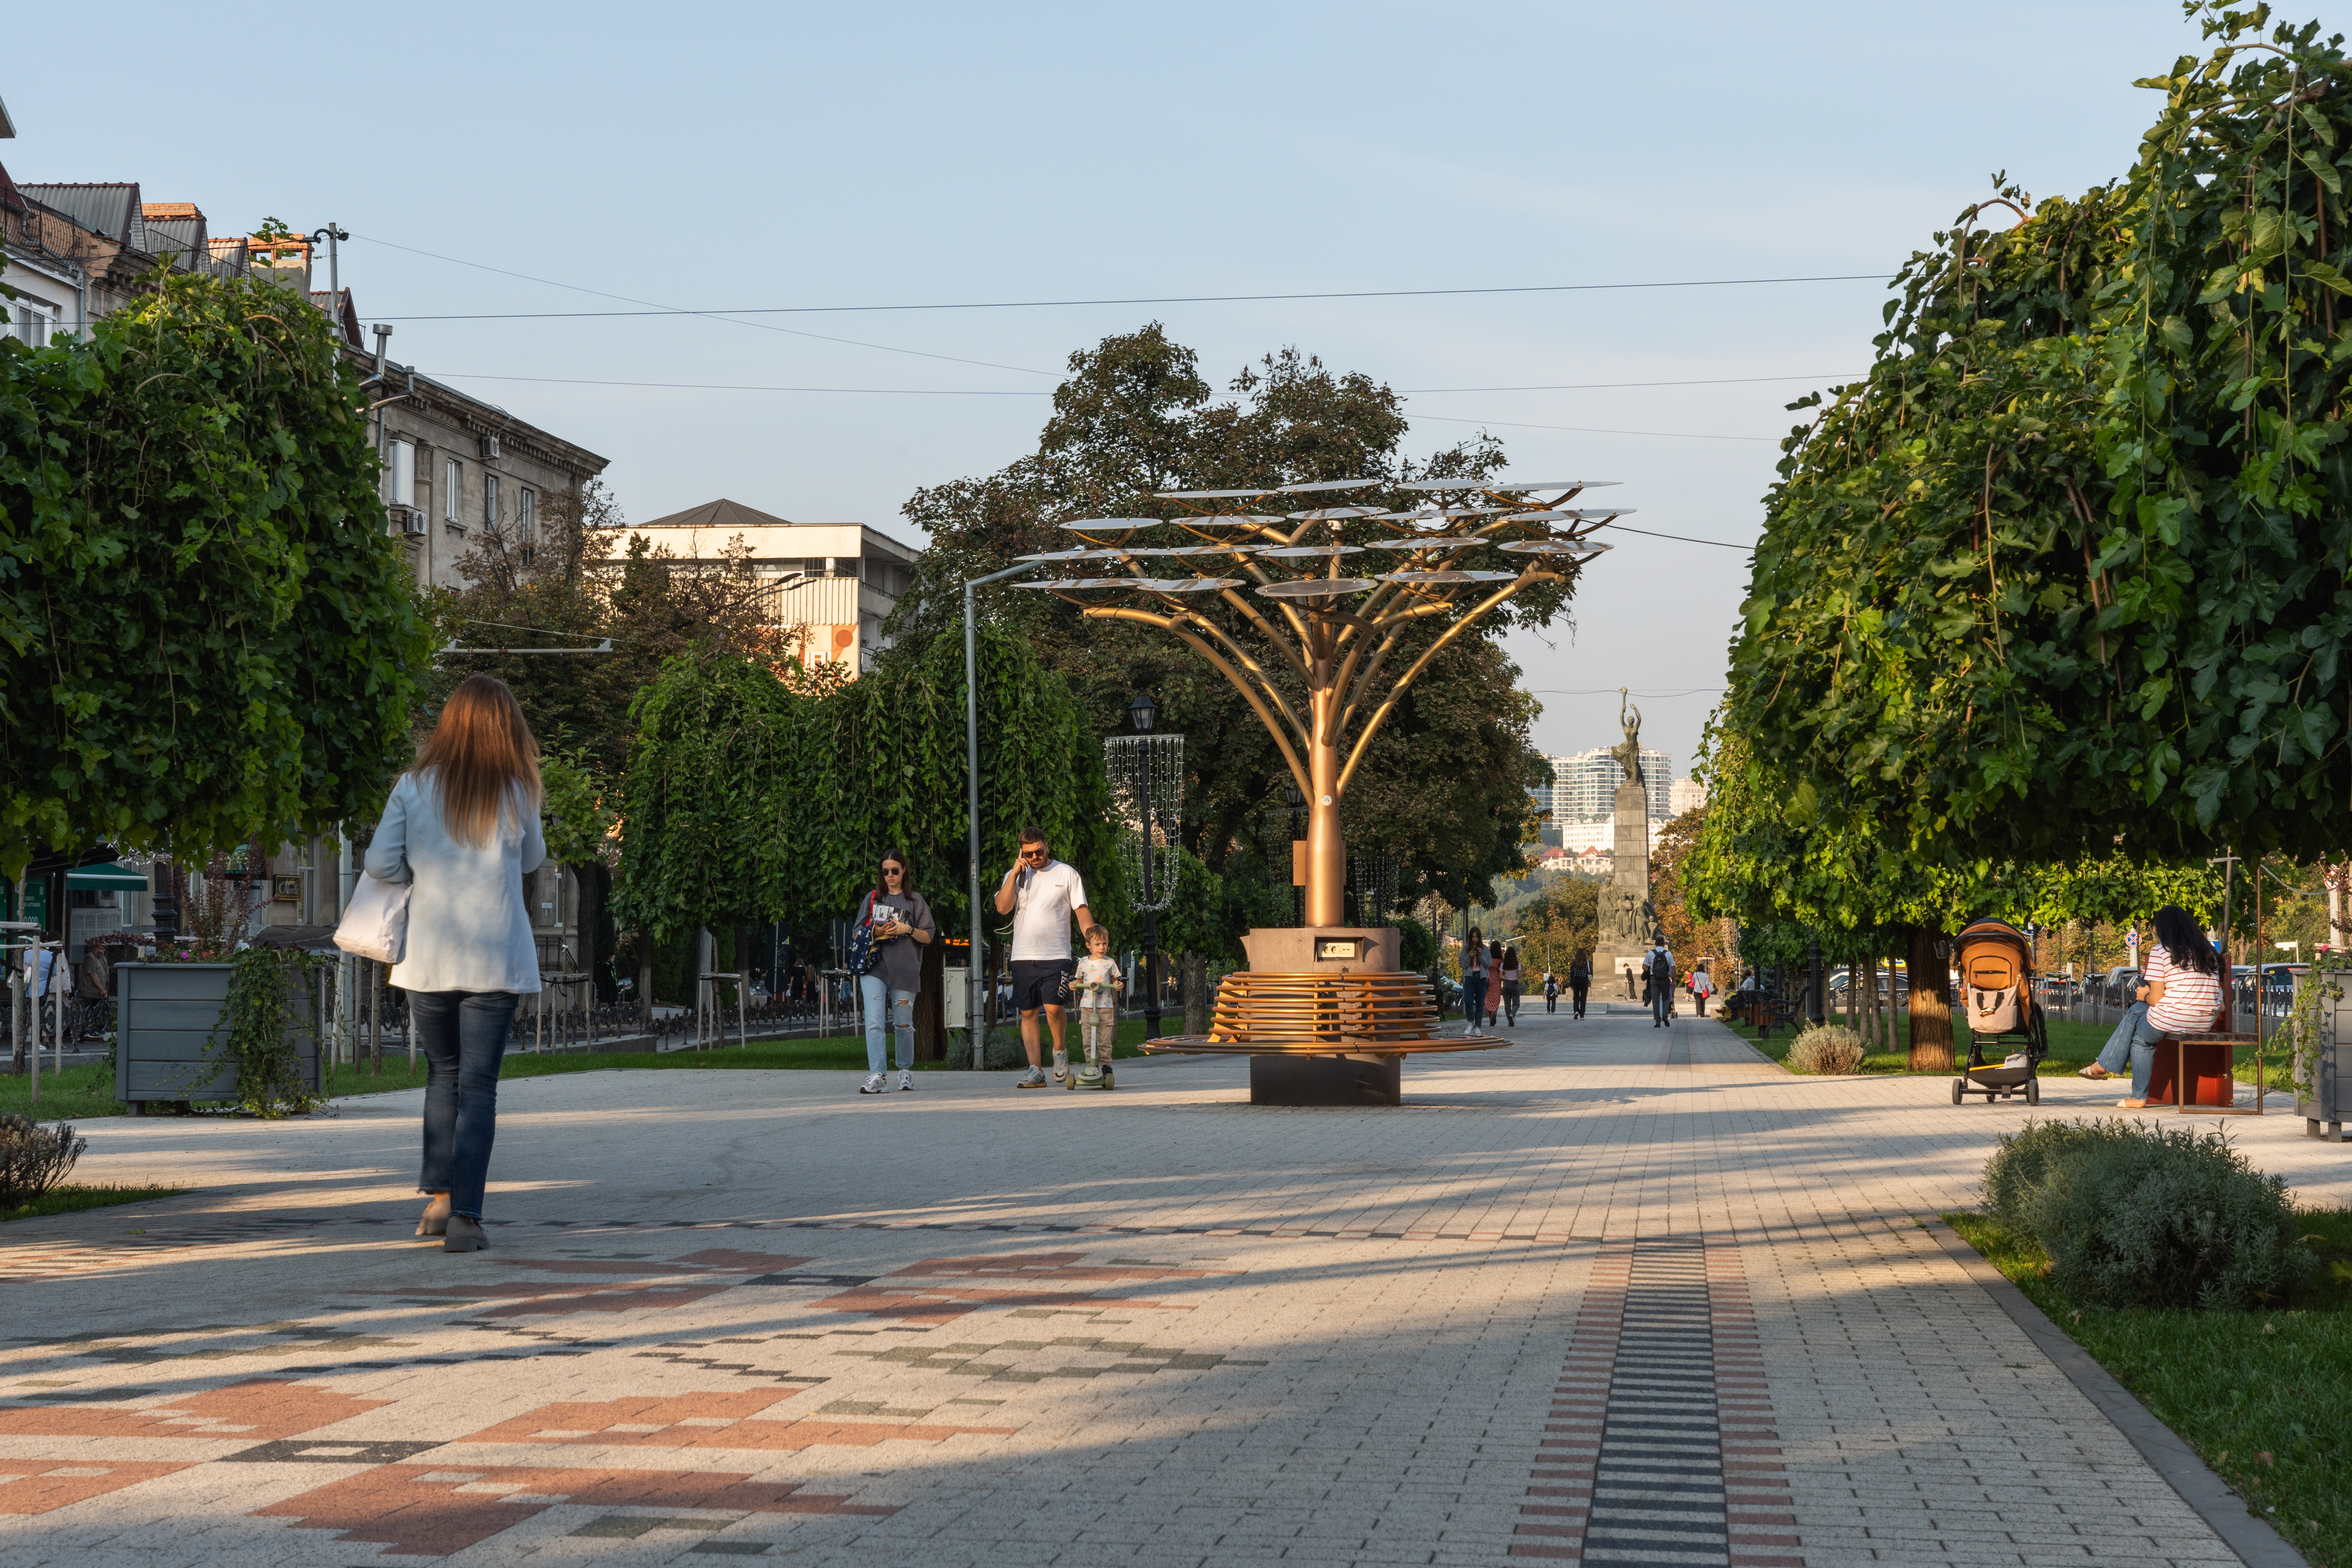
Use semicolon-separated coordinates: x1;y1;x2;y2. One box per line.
2300;969;2352;1141
113;962;323;1112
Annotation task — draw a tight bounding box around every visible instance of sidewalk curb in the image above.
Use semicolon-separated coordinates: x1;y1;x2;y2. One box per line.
1919;1216;2308;1568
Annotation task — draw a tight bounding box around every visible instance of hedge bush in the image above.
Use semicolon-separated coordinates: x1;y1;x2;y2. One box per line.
1789;1024;1865;1075
0;1116;85;1208
1985;1118;2313;1309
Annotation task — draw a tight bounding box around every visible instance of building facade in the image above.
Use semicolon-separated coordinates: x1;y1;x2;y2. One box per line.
617;499;918;675
1546;747;1675;827
1668;777;1708;817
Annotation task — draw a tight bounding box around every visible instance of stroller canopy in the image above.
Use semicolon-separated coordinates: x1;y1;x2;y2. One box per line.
1955;918;2033;991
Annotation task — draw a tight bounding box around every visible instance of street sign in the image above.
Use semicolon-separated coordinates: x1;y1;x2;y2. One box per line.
2125;930;2139;948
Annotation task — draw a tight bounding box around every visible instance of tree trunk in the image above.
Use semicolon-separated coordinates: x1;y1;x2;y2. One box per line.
1907;923;1954;1072
567;862;602;995
1180;952;1210;1036
637;941;654;1031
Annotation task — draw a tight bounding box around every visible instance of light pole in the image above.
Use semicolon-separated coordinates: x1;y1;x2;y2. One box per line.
964;561;1040;1068
1132;691;1164;1039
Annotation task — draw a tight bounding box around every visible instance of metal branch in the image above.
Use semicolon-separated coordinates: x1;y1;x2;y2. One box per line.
1083;606;1313;795
1334;572;1561;796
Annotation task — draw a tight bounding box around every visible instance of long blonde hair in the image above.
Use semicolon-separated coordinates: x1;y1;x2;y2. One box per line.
415;675;543;847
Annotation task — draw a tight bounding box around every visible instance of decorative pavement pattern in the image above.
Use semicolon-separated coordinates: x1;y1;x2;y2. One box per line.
2;1007;2343;1566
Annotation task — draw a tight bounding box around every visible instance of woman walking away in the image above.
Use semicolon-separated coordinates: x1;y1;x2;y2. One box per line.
1568;952;1592;1019
1500;945;1524;1027
2081;904;2223;1106
1462;929;1489;1036
367;675;546;1253
860;850;936;1094
1690;962;1714;1018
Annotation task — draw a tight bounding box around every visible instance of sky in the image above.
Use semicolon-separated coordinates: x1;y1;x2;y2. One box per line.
5;1;2230;775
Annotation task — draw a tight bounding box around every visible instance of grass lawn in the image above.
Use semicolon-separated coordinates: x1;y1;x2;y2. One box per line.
1946;1208;2352;1568
0;1018;1162;1118
1;1184;187;1223
1719;1012;2300;1089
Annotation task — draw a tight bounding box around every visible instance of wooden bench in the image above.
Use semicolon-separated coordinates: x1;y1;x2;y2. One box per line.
2142;1032;2253;1108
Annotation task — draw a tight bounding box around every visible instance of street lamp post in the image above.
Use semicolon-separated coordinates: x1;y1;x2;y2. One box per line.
1107;691;1180;1041
964;561;1041;1069
1132;691;1162;1039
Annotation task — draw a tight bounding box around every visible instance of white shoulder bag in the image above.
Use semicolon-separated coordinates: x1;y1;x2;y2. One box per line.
334;872;413;965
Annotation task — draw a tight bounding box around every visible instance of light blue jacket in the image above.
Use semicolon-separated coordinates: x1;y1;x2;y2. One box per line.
363;771;546;994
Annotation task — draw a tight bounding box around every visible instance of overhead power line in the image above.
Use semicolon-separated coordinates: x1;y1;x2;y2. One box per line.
424;370;1859;397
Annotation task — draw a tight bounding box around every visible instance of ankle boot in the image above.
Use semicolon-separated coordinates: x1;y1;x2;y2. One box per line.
443;1215;489;1252
416;1193;451;1236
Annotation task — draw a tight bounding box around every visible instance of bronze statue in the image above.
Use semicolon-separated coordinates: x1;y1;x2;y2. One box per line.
1610;687;1645;786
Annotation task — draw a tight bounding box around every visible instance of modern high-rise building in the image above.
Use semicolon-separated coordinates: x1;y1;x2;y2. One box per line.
1668;777;1709;817
1546;748;1675;827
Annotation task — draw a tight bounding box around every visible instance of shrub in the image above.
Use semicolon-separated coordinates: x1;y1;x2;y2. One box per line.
1981;1117;2129;1232
1999;1119;2315;1309
983;1026;1031;1071
0;1116;86;1209
1788;1024;1865;1074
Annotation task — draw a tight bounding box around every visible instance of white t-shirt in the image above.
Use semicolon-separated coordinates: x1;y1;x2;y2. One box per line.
1010;860;1089;961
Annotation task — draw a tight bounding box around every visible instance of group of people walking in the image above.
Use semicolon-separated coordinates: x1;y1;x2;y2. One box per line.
1456;930;1714;1033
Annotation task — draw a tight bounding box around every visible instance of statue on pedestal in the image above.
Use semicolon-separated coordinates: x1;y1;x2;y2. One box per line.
1610;687;1645;787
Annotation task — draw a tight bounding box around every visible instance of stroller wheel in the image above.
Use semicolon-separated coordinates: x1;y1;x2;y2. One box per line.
2026;1076;2040;1106
1951;1078;1964;1105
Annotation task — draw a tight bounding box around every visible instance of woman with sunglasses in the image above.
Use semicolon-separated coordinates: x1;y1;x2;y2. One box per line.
860;851;936;1093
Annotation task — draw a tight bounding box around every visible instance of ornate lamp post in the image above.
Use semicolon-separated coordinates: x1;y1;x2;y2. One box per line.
1021;477;1619;1102
1105;691;1180;1039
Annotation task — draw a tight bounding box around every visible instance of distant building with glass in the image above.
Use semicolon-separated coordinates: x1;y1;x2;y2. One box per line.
1546;747;1675;827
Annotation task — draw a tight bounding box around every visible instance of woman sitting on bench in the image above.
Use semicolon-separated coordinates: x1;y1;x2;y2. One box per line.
2078;904;2223;1107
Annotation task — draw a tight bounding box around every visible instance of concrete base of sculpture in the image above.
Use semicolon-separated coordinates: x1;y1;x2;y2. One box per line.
1142;927;1506;1101
1249;1052;1402;1106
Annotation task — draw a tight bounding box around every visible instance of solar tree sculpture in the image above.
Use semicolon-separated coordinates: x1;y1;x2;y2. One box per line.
1014;477;1619;1103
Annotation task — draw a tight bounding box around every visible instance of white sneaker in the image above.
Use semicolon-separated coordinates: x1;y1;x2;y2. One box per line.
859;1072;887;1095
898;1070;914;1091
1051;1052;1068;1084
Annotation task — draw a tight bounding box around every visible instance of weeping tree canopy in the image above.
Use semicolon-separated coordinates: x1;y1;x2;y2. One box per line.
1721;4;2352;892
610;620;1125;945
0;265;433;879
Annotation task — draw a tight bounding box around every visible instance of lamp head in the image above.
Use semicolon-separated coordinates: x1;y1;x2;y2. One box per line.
1128;690;1158;733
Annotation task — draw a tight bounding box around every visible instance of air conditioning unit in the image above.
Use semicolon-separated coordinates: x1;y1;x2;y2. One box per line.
387;506;426;537
480;434;501;460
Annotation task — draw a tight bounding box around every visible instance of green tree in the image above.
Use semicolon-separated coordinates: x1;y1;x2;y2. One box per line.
0;264;432;877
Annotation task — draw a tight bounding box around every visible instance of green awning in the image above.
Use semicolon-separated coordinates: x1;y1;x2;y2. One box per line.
66;863;148;890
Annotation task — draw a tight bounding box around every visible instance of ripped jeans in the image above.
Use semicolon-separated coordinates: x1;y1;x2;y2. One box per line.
860;974;917;1075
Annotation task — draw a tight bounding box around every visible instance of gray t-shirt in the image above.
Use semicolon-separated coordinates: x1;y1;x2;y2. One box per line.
867;890;936;994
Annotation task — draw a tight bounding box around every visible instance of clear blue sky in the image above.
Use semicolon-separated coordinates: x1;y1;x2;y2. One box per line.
9;1;2222;773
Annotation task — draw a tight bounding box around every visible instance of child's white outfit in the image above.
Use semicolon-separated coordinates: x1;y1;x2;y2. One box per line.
1074;955;1121;1069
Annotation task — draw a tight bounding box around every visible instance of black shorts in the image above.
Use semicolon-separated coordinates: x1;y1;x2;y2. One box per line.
1009;958;1074;1012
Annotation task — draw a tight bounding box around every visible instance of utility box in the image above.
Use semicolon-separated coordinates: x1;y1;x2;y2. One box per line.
2301;967;2351;1141
943;967;968;1030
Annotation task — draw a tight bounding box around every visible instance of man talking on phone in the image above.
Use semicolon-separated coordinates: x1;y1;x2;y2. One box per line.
994;825;1094;1088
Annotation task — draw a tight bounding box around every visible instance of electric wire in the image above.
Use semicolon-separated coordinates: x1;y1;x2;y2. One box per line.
423;370;1859;397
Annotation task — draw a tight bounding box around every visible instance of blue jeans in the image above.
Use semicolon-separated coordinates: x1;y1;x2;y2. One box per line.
1463;975;1488;1029
1652;985;1671;1025
2098;1001;2166;1098
861;974;916;1074
412;990;520;1220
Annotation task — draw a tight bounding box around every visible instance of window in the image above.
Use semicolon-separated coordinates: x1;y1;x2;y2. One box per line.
485;474;500;530
387;440;416;508
517;486;536;546
11;302;56;346
443;459;462;523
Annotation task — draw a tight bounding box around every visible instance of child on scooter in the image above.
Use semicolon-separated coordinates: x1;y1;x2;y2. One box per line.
1073;924;1123;1087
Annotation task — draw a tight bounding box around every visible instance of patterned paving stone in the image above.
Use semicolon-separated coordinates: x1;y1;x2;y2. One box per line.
1;1008;2337;1566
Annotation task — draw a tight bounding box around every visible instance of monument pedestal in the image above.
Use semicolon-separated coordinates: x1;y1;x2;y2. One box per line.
1141;926;1506;1103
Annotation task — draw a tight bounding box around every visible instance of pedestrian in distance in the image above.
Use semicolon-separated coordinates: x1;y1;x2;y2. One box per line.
993;826;1094;1088
1461;928;1489;1036
364;674;546;1254
1568;952;1591;1019
1071;924;1122;1088
1646;939;1674;1028
1488;940;1506;1027
1500;944;1523;1027
858;849;934;1094
2080;904;2225;1106
1689;961;1713;1018
1543;971;1559;1014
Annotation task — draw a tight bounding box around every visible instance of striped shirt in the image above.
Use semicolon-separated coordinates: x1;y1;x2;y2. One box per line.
2146;943;2223;1035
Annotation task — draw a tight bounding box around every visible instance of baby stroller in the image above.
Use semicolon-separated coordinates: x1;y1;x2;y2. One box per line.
1950;917;2048;1105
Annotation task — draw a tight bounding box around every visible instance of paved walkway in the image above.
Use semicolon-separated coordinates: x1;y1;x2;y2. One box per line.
2;1002;2343;1566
